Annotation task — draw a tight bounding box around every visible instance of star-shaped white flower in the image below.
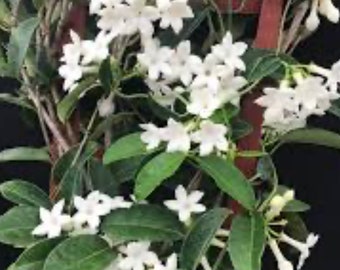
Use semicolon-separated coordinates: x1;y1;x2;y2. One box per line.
111;196;133;210
269;239;294;270
73;191;112;230
81;32;111;65
119;241;159;270
218;74;247;106
140;122;164;150
97;5;128;35
212;32;248;71
61;30;83;64
157;0;194;33
186;87;220;118
162;118;191;152
58;62;83;91
137;39;174;80
32;200;71;238
191;120;228;156
164;185;206;222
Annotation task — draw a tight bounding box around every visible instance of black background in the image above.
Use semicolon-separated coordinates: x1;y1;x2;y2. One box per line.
1;11;340;270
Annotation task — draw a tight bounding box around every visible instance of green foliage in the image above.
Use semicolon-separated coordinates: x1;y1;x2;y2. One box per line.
0;93;35;110
0;147;50;163
0;206;39;247
101;205;185;242
180;208;230;270
135;152;186;200
43;235;115;270
195;156;256;210
99;58;115;92
0;180;51;208
229;213;266;270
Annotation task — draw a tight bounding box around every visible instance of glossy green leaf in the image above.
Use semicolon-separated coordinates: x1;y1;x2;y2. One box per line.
135;152;186;200
0;206;39;247
101;205;185;242
43;235;114;270
180;208;230;270
7;17;39;77
11;238;62;270
57;78;98;123
229;213;266;270
103;133;149;165
0;147;50;163
0;180;51;208
195;156;256;210
231;119;253;140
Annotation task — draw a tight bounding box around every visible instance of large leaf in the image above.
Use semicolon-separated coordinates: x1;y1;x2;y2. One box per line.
103;132;149;165
279;128;340;150
195;156;256;210
0;147;50;163
7;17;39;77
43;235;114;270
229;213;266;270
11;238;63;270
180;208;230;270
101;205;185;242
0;180;51;208
57;78;97;123
135;152;186;200
0;206;39;247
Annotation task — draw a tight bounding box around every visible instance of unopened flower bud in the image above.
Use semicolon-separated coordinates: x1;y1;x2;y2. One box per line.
98;94;115;117
319;0;340;23
283;190;295;202
305;10;320;31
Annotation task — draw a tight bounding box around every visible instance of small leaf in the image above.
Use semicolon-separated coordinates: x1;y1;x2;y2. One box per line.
11;238;63;270
101;205;185;242
57;77;98;123
229;213;266;270
231;118;253;140
180;208;230;270
0;147;50;163
0;180;51;208
7;17;39;77
103;133;149;165
279;128;340;150
283;200;310;212
135;152;186;200
195;156;256;210
43;235;114;270
0;206;39;247
99;58;114;92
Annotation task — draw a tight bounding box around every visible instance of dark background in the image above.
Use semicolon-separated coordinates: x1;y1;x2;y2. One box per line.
1;13;340;270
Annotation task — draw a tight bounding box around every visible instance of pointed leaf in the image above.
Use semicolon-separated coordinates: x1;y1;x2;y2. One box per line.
180;208;230;270
0;147;50;162
135;152;186;200
195;156;256;210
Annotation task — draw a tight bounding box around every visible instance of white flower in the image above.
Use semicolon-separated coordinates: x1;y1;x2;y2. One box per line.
154;254;178;270
212;32;248;71
73;191;112;230
157;0;194;33
119;241;159;270
137;39;174;80
265;190;294;221
140;123;164;150
162;118;191;152
98;94;115;117
81;32;111;65
170;41;203;85
32;200;71;238
280;233;319;270
191;120;229;156
58;62;83;91
61;30;83;64
269;239;294;270
146;79;177;108
164;185;206;222
123;0;159;37
111;196;133;210
218;74;247;106
97;5;128;35
186;87;220;118
310;61;340;92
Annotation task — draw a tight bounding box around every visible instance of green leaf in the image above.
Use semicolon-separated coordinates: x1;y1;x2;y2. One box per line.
103;133;149;165
229;213;266;270
180;208;230;270
279;128;340;150
7;17;39;77
0;147;50;163
99;58;114;92
0;180;51;208
11;238;63;270
109;156;144;183
43;235;114;270
195;156;256;210
283;213;308;241
135;152;186;200
0;206;39;247
283;200;310;212
101;205;185;242
231;119;253;140
0;93;35;110
57;78;98;123
89;159;118;197
59;166;84;202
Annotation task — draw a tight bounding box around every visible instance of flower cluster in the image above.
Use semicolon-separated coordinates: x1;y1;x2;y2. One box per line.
305;0;340;31
256;62;340;133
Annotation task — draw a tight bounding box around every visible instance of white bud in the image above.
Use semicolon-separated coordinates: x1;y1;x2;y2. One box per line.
283;190;295;202
319;0;340;23
98;94;115;117
306;0;320;31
